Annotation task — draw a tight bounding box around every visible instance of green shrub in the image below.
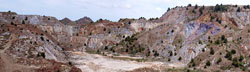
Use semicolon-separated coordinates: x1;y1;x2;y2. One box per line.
221;35;225;40
215;40;220;45
225;51;232;60
188;4;192;7
210;48;214;55
237;7;241;12
40;37;44;41
199;40;202;44
192;9;196;14
194;4;198;9
167;8;171;12
68;61;72;66
231;49;236;54
240;67;247;71
125;34;137;43
216;18;222;24
192;62;196;67
104;46;108;50
37;52;46;58
168;58;171;62
146;50;150;57
154;50;159;57
243;5;250;9
221;35;227;43
206;61;211;66
103;28;106;31
178;57;182;61
210;16;215;20
25;17;28;21
239;55;244;61
169;51;173;56
217;58;222;64
202;48;205;52
214;4;228;12
199;5;205;15
22;20;25;24
96;49;100;54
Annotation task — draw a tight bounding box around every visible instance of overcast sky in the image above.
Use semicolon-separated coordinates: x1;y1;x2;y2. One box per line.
0;0;250;21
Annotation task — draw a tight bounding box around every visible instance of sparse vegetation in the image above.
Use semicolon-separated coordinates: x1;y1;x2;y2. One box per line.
146;50;150;57
216;18;222;24
199;5;205;15
40;36;44;41
139;17;146;20
210;16;215;20
12;16;15;20
239;55;244;61
37;52;46;58
68;61;72;66
206;61;211;66
231;49;236;54
232;57;241;67
215;39;220;45
124;34;137;42
25;17;28;21
216;58;222;64
2;5;250;72
210;48;214;55
169;51;173;56
171;29;174;33
194;4;198;9
202;48;205;52
188;4;192;7
178;57;182;61
167;8;171;12
96;49;100;54
225;51;232;60
243;5;250;9
221;35;227;43
22;20;25;24
104;46;108;50
237;7;241;12
153;50;159;57
103;28;106;31
192;9;196;14
214;4;228;12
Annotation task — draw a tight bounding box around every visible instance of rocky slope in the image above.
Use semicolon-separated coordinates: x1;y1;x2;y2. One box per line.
0;4;250;72
75;16;93;25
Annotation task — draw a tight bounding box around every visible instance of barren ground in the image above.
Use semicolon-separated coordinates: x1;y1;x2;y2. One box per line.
68;52;186;72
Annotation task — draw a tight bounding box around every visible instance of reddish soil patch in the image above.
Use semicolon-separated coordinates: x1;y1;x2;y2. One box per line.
229;18;238;27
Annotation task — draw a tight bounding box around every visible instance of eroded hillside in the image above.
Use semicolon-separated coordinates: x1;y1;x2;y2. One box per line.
0;4;250;72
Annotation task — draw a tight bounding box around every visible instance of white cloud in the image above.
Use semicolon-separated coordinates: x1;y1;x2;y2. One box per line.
125;4;132;9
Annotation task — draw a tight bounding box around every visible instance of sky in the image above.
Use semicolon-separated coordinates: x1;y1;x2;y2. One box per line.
0;0;250;21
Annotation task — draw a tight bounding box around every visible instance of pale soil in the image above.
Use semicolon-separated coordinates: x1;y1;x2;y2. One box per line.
68;52;186;72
